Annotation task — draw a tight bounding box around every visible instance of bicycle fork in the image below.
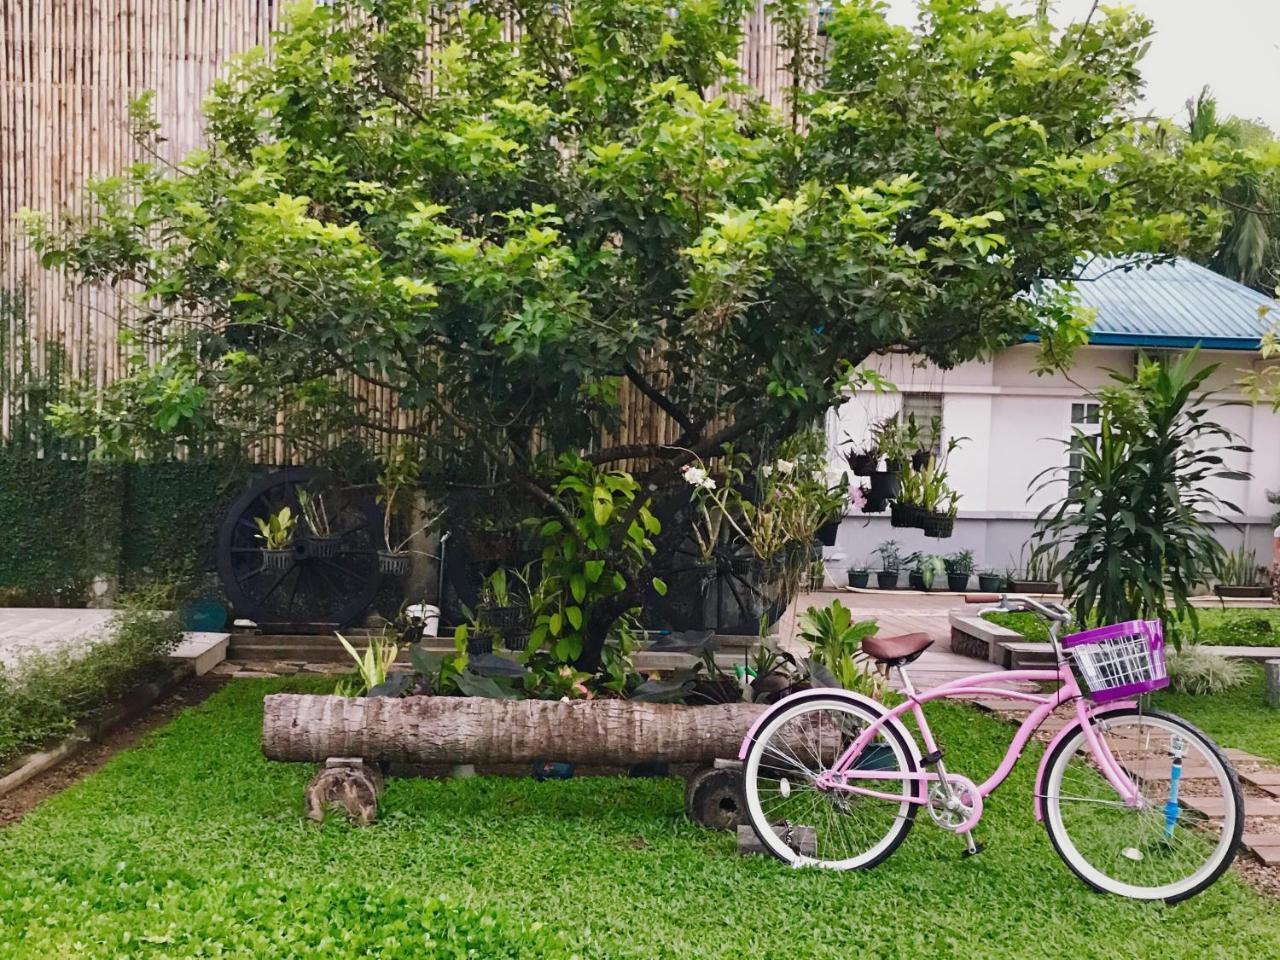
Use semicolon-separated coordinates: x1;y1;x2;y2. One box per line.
898;666;982;857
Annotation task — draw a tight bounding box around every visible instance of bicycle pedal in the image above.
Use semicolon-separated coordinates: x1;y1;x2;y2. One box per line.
961;842;985;859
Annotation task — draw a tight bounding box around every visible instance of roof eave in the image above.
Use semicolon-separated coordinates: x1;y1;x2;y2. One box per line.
1085;332;1262;351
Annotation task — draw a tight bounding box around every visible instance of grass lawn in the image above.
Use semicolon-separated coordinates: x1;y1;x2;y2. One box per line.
984;608;1280;647
1152;664;1280;766
2;679;1279;958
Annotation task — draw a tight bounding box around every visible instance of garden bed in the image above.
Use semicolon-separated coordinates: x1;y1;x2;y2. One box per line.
2;677;1279;958
982;608;1280;646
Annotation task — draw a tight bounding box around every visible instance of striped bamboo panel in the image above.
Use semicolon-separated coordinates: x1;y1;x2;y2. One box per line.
0;1;802;462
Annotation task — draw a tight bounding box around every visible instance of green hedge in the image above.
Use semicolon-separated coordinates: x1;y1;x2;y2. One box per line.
0;597;182;766
0;453;252;603
984;609;1280;646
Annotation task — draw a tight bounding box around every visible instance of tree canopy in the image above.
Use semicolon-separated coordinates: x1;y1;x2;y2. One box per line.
26;0;1268;662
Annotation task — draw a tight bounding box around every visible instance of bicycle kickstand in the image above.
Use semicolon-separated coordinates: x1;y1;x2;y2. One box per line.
961;831;984;858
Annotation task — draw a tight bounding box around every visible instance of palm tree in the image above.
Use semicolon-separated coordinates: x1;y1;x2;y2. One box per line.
1185;87;1279;293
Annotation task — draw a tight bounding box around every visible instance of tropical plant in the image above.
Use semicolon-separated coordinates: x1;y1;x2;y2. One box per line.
1219;545;1265;587
254;505;296;550
945;550;975;576
874;540;902;573
376;442;443;556
906;552;946;590
1032;353;1251;643
30;0;1258;674
1166;645;1248;696
795;600;880;695
296;488;332;538
895;458;959;516
335;630;400;697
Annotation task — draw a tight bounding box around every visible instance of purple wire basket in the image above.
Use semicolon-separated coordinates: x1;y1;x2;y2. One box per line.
1060;620;1168;703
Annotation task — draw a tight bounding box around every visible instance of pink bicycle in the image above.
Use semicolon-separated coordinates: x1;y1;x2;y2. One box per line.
739;595;1244;902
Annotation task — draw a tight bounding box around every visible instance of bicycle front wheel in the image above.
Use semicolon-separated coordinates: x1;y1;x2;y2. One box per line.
1041;708;1242;902
742;693;919;870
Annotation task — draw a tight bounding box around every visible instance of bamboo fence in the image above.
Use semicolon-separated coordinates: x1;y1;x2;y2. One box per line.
0;1;805;462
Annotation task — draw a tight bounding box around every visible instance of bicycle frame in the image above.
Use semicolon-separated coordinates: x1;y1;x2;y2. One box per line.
818;661;1143;831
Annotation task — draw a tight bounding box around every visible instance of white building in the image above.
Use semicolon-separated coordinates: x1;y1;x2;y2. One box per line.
827;257;1280;575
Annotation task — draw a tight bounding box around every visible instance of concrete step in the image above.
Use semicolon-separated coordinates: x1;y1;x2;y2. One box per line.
1002;642;1057;670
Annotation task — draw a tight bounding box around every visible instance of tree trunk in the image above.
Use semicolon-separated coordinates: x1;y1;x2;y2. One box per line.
263;694;765;765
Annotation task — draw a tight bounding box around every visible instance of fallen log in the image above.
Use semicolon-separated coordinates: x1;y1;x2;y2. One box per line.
263;694;767;766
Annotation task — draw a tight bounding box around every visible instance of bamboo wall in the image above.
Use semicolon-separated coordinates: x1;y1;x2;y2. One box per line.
0;1;800;461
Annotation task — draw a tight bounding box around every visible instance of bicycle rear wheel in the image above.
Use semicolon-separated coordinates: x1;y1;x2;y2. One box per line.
1041;708;1242;902
741;693;919;869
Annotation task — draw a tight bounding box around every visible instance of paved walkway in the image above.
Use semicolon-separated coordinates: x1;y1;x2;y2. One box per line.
0;608;115;673
786;588;1007;691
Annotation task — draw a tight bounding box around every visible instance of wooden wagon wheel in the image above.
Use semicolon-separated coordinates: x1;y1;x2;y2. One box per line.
217;467;383;630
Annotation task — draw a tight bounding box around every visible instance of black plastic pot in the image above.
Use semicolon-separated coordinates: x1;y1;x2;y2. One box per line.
481;604;525;632
911;450;932;471
262;548;294;572
869;470;901;500
466;634;494;656
863;494;889;513
847;570;870;589
816;520;839;546
502;631;529;652
876;570;899;589
978;573;1005;592
946;573;971;592
908;571;928;591
378;550;410;576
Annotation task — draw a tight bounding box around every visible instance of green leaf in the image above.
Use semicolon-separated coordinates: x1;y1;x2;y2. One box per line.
651;577;667;596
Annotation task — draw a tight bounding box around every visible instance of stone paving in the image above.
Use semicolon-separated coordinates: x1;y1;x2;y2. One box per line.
0;608;115;673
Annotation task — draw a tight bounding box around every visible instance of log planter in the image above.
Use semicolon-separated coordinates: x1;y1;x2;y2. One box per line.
263;694;766;767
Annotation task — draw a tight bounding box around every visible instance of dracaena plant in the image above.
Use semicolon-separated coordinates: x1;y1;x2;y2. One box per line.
1032;351;1252;644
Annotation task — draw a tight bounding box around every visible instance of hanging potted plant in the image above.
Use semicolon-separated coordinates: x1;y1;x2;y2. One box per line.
944;550;975;592
297;488;339;558
255;505;297;572
478;566;534;650
843;438;878;478
375;442;444;576
873;540;901;589
867;418;908;501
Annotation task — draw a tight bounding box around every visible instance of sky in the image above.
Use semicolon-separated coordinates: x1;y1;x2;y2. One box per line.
879;0;1280;133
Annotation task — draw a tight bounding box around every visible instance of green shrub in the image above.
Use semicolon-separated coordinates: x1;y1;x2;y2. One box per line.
0;586;181;765
1165;646;1249;696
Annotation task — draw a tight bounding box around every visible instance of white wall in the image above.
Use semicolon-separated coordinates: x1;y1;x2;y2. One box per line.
830;344;1280;534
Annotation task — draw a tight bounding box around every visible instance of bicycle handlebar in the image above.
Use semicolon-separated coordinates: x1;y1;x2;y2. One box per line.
965;592;1071;624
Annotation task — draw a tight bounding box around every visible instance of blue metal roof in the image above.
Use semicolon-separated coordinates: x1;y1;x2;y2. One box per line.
1068;256;1275;351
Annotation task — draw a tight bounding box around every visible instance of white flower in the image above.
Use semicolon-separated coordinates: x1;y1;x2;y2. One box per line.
682;466;709;487
774;459;796;475
760;464;773;477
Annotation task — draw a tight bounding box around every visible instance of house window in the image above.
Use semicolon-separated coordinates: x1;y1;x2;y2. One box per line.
1068;401;1102;488
900;393;943;458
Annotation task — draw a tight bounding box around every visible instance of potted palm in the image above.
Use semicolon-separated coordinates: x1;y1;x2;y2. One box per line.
255;505;297;571
297;488;339;558
874;540;901;589
846;563;871;589
944;550;975;592
1215;545;1270;598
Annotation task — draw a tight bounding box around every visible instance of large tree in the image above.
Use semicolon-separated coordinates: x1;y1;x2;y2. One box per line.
28;0;1262;667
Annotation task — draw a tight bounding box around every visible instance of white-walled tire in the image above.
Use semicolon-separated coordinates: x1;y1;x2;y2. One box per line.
1041;708;1242;902
742;692;919;870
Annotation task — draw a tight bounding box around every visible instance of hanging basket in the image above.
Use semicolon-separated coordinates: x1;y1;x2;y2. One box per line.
850;453;877;477
890;502;924;529
920;512;955;538
262;548;294;572
307;535;340;559
378;550;411;576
